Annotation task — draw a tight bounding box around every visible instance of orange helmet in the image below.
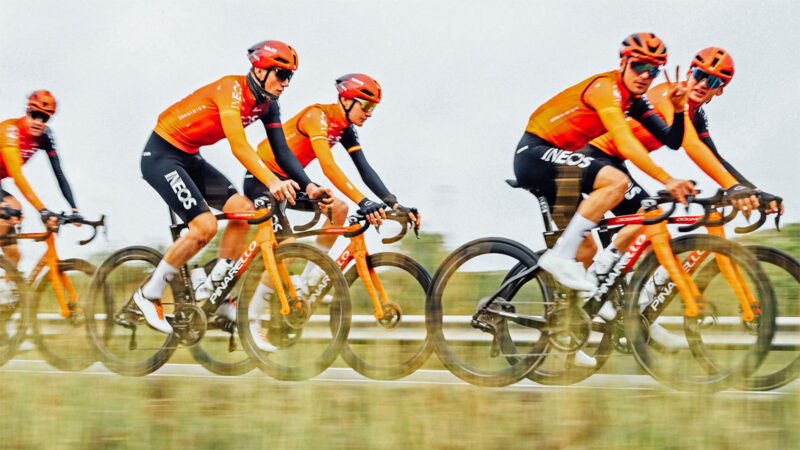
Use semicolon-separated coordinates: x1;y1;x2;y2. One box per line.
27;90;57;115
247;40;298;71
691;47;734;85
335;74;382;103
619;32;667;65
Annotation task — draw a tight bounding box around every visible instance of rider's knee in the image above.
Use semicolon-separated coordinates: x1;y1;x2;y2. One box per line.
223;194;254;213
189;213;218;245
332;198;348;221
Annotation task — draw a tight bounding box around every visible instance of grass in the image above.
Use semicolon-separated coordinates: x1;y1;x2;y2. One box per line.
1;370;799;449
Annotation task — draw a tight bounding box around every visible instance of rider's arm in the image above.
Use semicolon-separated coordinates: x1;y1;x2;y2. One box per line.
262;101;313;191
693;110;756;188
341;127;396;205
0;143;45;210
681;115;738;189
43;130;77;210
299;108;366;203
214;79;278;188
629;96;684;150
584;78;670;183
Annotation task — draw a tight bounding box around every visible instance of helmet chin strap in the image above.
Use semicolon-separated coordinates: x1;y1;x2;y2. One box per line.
247;68;278;103
340;97;355;124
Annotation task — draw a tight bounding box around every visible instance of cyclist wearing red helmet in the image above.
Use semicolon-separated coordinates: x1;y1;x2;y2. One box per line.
0;90;80;265
515;32;693;294
136;40;331;334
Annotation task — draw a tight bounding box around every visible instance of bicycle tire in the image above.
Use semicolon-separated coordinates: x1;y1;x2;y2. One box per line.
624;234;775;391
85;246;179;376
0;256;30;367
426;237;549;387
341;252;432;380
237;242;351;381
31;258;97;371
694;245;800;391
189;258;256;376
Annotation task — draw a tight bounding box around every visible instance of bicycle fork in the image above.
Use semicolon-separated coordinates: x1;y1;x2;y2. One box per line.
349;234;390;320
257;221;297;316
42;235;78;318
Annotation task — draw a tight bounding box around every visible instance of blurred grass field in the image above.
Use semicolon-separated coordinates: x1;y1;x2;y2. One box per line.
2;370;800;449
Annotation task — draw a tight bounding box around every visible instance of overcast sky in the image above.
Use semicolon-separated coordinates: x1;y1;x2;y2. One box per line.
1;0;798;270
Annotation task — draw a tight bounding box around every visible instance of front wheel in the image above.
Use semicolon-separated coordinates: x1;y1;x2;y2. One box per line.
237;243;351;381
341;252;432;380
624;234;776;391
85;246;179;376
31;258;97;371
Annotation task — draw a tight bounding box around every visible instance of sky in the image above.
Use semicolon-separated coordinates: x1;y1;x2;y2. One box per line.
1;0;798;270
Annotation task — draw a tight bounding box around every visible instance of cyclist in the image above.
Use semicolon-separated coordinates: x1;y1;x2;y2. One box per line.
0;90;80;266
242;73;420;350
581;47;783;326
136;40;330;334
515;32;694;293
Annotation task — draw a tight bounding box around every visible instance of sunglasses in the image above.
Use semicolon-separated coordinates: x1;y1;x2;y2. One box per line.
629;60;662;78
691;68;724;89
272;67;294;82
28;110;51;123
354;98;377;113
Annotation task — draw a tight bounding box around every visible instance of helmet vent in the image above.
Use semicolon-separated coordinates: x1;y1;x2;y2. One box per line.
276;57;289;64
359;89;374;97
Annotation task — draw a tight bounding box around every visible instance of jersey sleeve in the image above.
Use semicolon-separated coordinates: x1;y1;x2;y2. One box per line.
0;124;44;210
299;109;366;203
692;109;755;188
43;130;77;209
342;127;396;204
629;96;684;150
212;78;277;187
264;101;313;190
583;78;671;183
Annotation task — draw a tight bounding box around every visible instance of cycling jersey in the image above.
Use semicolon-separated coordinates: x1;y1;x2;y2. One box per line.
255;103;394;204
153;75;312;190
525;70;683;183
588;82;738;188
0;117;77;211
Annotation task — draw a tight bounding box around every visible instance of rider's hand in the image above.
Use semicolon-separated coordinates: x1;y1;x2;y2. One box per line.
724;184;759;217
306;183;334;217
663;178;696;206
664;66;690;111
392;203;421;228
40;208;58;229
70;209;84;227
757;191;784;215
267;178;299;206
358;198;386;226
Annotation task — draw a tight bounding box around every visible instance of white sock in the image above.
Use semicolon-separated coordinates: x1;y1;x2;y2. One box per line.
301;242;332;281
142;260;178;299
551;213;597;259
249;282;275;320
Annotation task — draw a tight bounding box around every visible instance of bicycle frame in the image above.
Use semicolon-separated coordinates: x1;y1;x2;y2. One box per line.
11;231;77;318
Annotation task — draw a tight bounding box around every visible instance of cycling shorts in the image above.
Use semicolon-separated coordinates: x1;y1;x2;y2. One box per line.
141;132;238;223
578;145;650;216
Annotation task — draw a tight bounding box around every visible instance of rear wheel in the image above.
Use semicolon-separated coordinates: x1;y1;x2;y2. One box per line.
341;252;432;380
85;246;179;376
31;258;97;371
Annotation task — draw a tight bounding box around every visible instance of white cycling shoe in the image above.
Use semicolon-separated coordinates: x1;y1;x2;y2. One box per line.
248;320;278;352
573;350;597;368
133;288;172;334
538;251;597;292
649;322;686;351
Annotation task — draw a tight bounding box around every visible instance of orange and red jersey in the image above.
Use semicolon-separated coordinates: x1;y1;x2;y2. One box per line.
257;103;393;204
588;82;738;188
0;117;77;210
526;70;682;183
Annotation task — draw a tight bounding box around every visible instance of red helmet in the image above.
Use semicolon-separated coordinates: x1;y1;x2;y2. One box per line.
27;90;57;115
691;47;734;85
247;40;298;71
335;74;382;103
619;32;667;65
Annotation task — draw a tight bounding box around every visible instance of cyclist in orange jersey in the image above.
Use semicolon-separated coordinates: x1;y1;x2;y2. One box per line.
576;47;783;325
0;90;80;265
136;40;331;334
515;32;694;293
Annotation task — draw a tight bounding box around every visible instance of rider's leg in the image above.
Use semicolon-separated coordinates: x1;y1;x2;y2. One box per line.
0;195;22;266
219;194;255;260
314;196;347;251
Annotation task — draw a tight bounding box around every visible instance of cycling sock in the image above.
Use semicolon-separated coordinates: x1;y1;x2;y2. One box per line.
142;260;178;299
249;282;275;319
551;213;596;260
300;242;331;282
